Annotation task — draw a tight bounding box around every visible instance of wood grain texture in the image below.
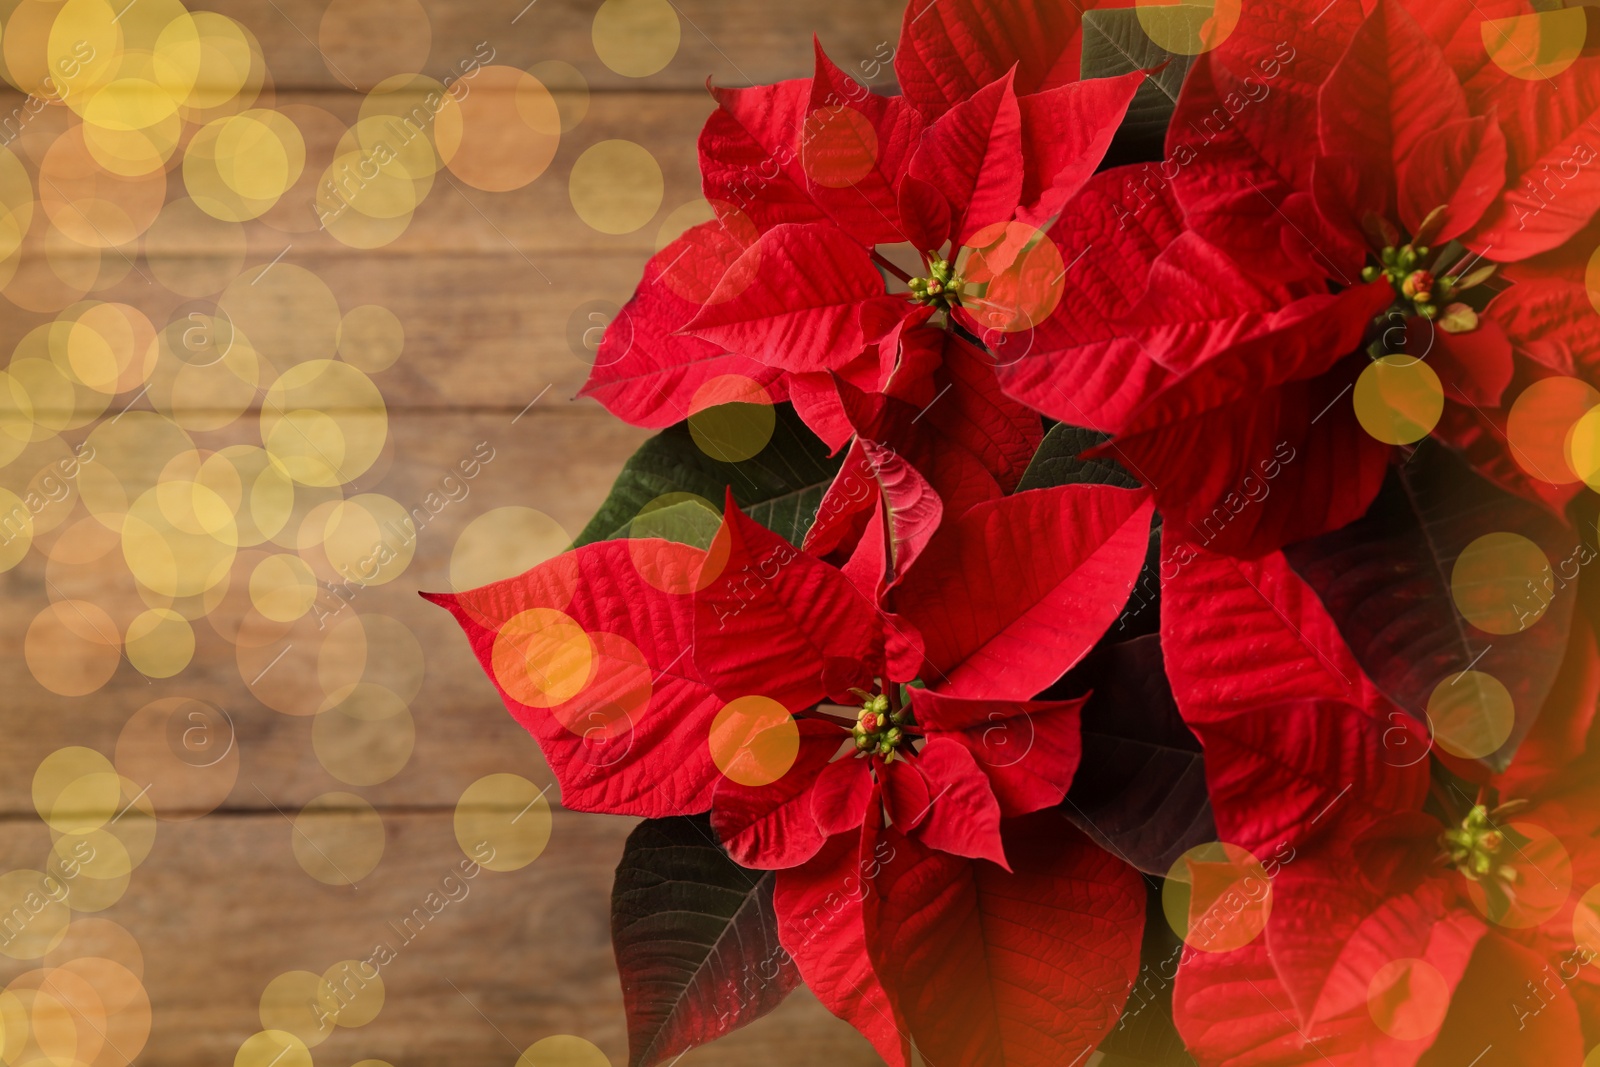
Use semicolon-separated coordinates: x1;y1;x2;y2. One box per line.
0;0;896;1061
198;0;904;92
0;811;882;1066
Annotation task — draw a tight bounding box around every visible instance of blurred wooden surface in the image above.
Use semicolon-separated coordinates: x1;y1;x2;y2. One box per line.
0;0;903;1063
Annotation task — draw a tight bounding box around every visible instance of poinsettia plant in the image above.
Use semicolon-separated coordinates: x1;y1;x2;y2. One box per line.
433;0;1600;1063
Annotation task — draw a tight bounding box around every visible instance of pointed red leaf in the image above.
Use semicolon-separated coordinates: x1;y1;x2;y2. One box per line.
1465;56;1600;259
1016;72;1144;227
710;719;848;869
1173;936;1426;1065
1193;698;1431;861
684;223;903;373
994;166;1186;431
773;829;911;1067
694;499;884;710
811;756;874;837
861;438;942;588
907;73;1024;248
864;816;1144;1066
581;220;785;428
1096;278;1397;555
1160;544;1393;724
911;738;1006;867
802;40;924;246
1485;275;1600;378
894;0;1085;119
916;329;1044;493
699;77;828;235
909;687;1086;817
1268;867;1483;1028
1396;112;1508;243
1319;0;1469;184
1416;935;1585;1065
427;540;724;817
894;485;1155;699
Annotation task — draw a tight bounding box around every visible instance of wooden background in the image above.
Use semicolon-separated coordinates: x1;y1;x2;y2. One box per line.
0;1;906;1064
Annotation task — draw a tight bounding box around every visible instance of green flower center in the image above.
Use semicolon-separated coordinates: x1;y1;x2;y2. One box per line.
1440;804;1518;886
908;256;965;312
1361;240;1492;336
852;693;911;762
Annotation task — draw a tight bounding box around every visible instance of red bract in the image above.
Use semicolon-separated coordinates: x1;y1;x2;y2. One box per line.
1161;539;1600;1064
433;473;1152;1063
997;0;1600;554
584;30;1143;458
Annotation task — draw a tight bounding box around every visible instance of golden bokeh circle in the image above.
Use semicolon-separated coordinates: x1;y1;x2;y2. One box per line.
688;374;775;462
801;106;879;189
0;871;70;959
1136;0;1242;55
1461;821;1571;929
235;1030;313;1067
1574;882;1600;957
261;359;387;488
450;506;570;591
1353;355;1444;445
1505;376;1600;485
628;498;727;595
518;1035;611;1067
311;682;415;786
114;697;241;820
1426;671;1515;760
491;608;594;708
454;773;552;873
708;696;799;787
1161;841;1271;953
318;959;385;1028
435;66;560;192
592;0;681;78
527;60;590;133
1449;532;1551;635
338;305;404;373
568;139;663;235
1366;957;1450;1041
1481;11;1586;81
250;553;318;622
291;792;385;887
124;607;195;678
32;747;119;835
1563;405;1600;491
260;970;335;1048
24;600;120;697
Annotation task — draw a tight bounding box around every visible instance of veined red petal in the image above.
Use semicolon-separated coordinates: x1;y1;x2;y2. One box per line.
894;484;1154;699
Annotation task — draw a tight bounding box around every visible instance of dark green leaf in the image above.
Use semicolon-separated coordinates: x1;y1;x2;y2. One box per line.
612;816;799;1067
1283;441;1581;772
1017;422;1141;492
1096;882;1197;1065
1081;7;1197;168
1055;635;1214;876
575;404;842;548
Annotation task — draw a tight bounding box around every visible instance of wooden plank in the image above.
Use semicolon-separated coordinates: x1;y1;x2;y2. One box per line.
0;810;885;1066
2;88;716;260
0;247;683;412
193;0;904;93
0;408;656;815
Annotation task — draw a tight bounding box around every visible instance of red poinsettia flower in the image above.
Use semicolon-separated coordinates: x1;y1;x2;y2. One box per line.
431;464;1153;1063
997;0;1600;556
580;25;1146;459
1157;538;1600;1064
